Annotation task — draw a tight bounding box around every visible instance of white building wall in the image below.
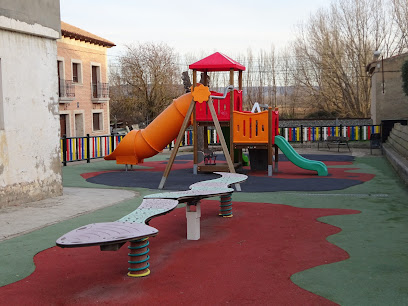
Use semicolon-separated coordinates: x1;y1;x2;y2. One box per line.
0;25;62;207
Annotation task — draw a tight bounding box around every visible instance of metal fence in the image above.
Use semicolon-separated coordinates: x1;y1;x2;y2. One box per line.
61;124;380;165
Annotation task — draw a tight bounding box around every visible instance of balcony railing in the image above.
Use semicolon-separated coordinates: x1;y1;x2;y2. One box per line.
58;79;75;103
91;82;109;102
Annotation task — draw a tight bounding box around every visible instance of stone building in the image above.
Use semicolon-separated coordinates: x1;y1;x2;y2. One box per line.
0;0;62;207
367;52;408;125
57;22;115;137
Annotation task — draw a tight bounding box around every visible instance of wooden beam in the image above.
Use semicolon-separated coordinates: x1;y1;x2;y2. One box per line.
208;98;241;191
237;71;243;163
238;70;243;173
159;100;196;189
229;68;234;165
193;70;198;174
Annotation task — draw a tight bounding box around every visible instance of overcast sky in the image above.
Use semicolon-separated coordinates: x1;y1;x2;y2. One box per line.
60;0;330;61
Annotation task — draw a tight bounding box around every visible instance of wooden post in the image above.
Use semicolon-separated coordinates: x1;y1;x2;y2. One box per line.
203;71;208;86
158;100;196;189
238;70;243;164
203;71;209;150
268;107;273;176
193;70;198;174
229;69;234;164
208;98;241;191
203;72;209;151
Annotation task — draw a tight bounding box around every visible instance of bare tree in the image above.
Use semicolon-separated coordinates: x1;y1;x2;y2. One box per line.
290;0;397;117
109;64;144;126
277;48;293;116
244;48;255;109
391;0;408;53
112;43;183;126
269;46;278;108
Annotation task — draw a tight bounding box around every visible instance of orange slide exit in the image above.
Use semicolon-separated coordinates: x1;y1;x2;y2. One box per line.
105;92;192;165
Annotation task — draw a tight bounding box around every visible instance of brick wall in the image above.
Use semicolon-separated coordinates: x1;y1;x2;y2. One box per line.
57;37;110;136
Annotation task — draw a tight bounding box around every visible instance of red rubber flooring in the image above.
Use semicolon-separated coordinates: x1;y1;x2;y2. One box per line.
0;201;358;305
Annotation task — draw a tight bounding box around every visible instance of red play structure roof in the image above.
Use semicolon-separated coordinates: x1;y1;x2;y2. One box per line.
189;52;246;72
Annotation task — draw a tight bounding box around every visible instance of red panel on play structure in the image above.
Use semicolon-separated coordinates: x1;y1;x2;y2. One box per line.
189;52;246;72
196;90;243;122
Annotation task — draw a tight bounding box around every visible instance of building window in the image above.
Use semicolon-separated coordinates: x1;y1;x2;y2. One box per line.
91;64;101;98
72;60;82;84
60;114;68;137
0;59;3;130
93;112;102;131
90;63;109;101
58;60;63;96
72;63;79;82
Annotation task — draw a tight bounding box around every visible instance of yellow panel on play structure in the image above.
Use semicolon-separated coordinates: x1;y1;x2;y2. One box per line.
191;84;211;103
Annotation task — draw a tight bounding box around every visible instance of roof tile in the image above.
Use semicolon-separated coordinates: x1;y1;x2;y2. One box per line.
61;21;115;48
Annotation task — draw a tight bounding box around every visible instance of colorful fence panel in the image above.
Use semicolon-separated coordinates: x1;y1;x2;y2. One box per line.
278;125;380;142
62;125;380;164
166;128;218;149
61;134;124;165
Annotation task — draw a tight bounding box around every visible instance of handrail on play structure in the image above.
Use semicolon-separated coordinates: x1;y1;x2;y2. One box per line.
210;85;234;100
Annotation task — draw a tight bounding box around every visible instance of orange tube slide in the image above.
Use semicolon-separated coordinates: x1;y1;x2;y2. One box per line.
105;92;192;165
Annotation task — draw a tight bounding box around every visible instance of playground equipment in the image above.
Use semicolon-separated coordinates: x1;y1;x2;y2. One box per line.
189;53;246;175
106;52;328;188
275;136;328;176
104;92;192;164
56;172;247;277
160;52;327;187
232;106;280;176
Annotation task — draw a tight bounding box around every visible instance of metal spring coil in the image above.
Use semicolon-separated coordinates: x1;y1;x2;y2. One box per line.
128;238;150;276
219;194;232;217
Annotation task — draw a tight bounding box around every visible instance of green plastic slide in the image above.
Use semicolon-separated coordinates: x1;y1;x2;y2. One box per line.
274;135;328;176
